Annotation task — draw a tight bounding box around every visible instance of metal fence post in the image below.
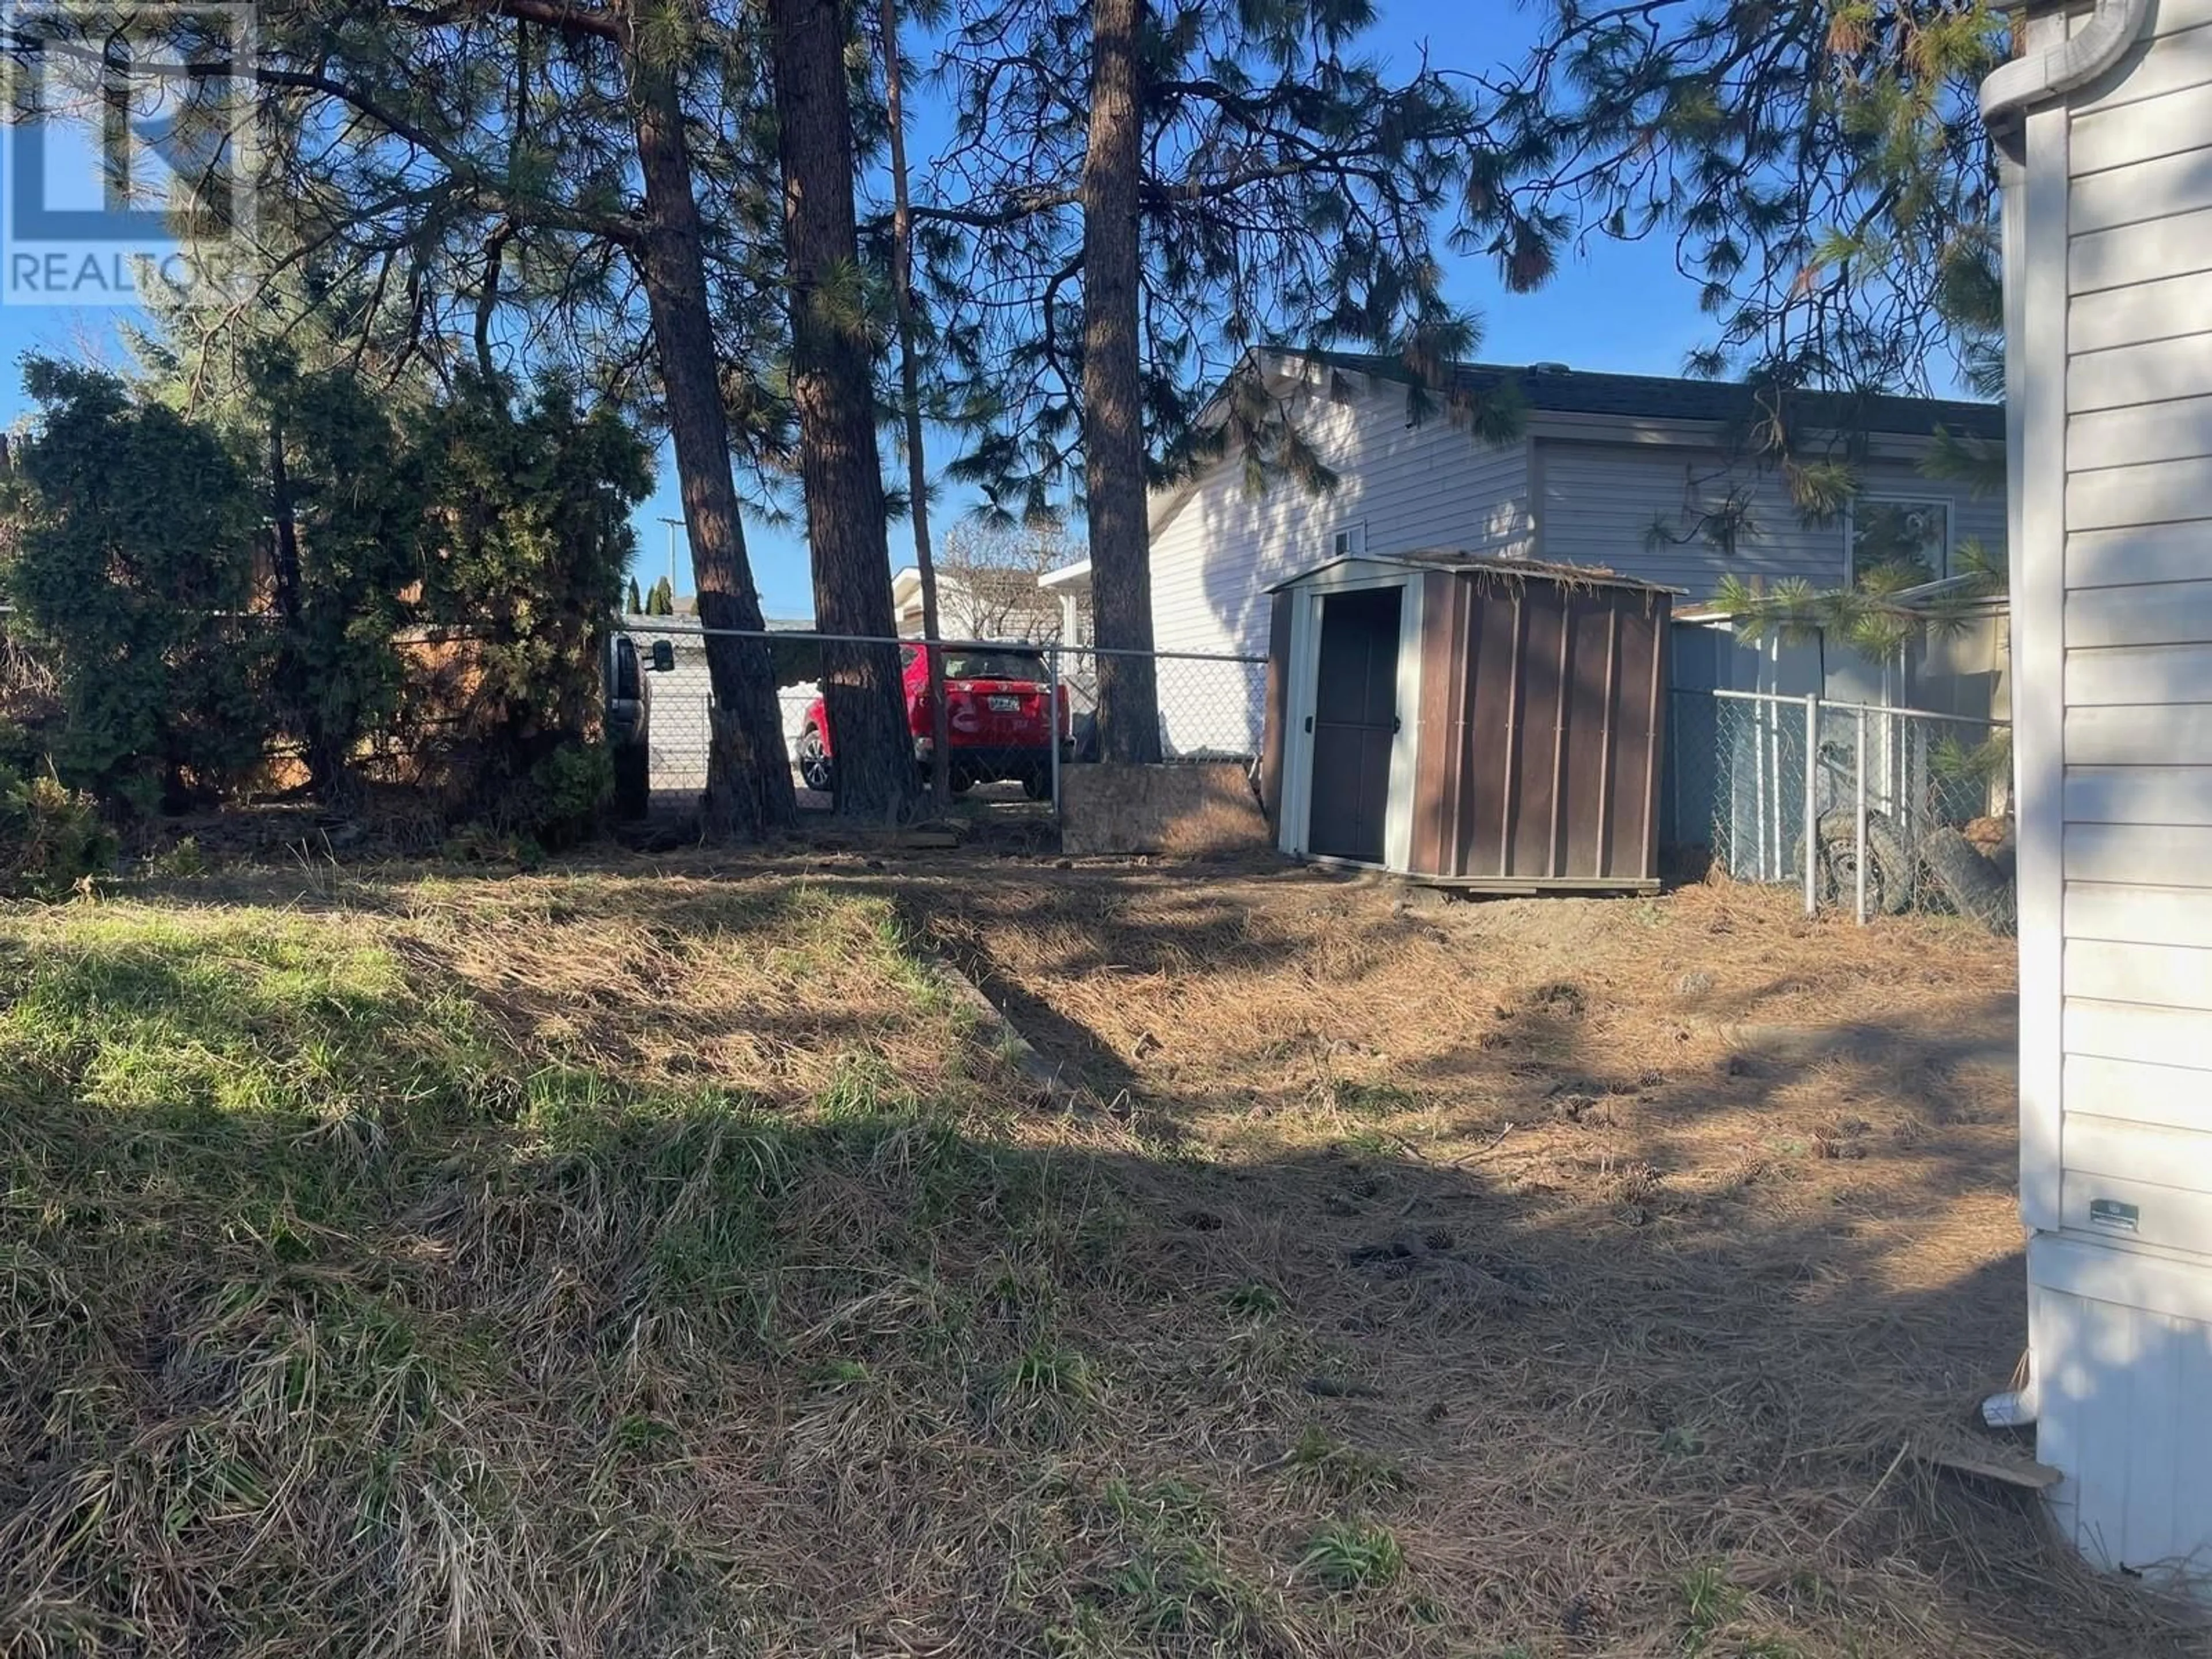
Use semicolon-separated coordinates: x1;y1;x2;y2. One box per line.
1802;692;1819;916
1854;706;1869;926
1047;641;1063;820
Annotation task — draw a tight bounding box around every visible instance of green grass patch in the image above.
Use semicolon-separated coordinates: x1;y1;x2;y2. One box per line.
0;879;1115;1653
1297;1519;1406;1591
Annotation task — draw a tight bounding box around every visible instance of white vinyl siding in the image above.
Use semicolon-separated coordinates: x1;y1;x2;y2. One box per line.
2030;1228;2212;1574
1147;381;1530;660
1532;440;2003;597
2066;763;2212;821
2058;56;2212;1142
2066;268;2212;353
2066;392;2212;469
2068;145;2212;235
2067;880;2212;944
2067;520;2212;587
2019;13;2212;1580
2073;18;2212;115
2067;333;2212;411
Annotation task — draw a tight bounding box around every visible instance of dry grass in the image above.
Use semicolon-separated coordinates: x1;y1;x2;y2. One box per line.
0;854;2196;1658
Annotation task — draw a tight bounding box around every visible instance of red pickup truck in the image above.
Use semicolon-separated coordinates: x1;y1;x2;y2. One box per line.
797;643;1069;798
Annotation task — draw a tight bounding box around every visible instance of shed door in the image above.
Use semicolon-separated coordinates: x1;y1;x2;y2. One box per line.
1308;586;1402;862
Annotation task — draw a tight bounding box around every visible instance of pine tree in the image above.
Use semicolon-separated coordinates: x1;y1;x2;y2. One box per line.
108;0;801;837
880;0;952;808
123;293;431;805
627;575;644;615
416;374;651;836
6;361;271;814
766;0;915;820
921;0;1512;757
1075;0;1155;762
647;575;676;616
253;357;427;801
1481;0;2008;401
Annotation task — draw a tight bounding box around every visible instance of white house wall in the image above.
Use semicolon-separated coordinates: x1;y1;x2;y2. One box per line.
2056;0;2212;1217
2006;0;2212;1585
1533;440;2007;593
1148;381;1532;661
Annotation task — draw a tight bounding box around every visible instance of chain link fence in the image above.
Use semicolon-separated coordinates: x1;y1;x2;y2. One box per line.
617;624;1270;816
1665;686;2014;929
1050;644;1268;766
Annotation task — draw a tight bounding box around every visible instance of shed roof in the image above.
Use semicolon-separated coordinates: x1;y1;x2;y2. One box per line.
1266;548;1683;597
1304;351;2006;442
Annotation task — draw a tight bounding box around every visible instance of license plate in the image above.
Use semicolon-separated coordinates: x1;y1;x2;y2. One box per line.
987;695;1022;713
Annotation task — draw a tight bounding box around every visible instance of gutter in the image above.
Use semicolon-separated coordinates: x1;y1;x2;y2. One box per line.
1979;0;2154;158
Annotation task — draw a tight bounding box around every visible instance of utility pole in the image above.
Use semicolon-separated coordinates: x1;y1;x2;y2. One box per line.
658;516;682;598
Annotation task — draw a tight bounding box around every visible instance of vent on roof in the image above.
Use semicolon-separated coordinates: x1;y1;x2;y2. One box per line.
1528;361;1571;375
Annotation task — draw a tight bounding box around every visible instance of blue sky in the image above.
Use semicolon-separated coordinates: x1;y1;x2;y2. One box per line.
0;1;1721;620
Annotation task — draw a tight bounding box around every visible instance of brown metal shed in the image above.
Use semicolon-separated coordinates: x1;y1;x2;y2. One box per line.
1258;551;1673;893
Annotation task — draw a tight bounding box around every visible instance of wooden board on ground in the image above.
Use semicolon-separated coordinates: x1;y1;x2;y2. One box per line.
1058;762;1273;858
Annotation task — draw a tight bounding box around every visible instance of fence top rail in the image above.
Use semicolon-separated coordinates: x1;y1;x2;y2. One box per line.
619;623;1267;665
1696;685;2010;728
621;624;1004;650
1056;643;1267;665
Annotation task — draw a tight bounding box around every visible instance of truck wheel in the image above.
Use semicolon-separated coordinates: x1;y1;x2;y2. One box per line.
1816;809;1911;916
612;741;650;820
1922;825;2017;934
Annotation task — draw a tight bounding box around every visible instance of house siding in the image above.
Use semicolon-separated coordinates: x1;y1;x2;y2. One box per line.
2056;9;2212;1209
2008;0;2212;1584
1533;439;2006;596
1148;380;1531;660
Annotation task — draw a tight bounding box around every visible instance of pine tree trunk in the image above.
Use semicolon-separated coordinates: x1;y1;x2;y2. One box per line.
880;0;950;810
626;36;796;839
767;0;914;821
1081;0;1160;763
267;410;339;799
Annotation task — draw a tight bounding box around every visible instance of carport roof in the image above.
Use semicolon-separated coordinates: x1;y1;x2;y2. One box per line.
1302;351;2006;441
1264;549;1684;597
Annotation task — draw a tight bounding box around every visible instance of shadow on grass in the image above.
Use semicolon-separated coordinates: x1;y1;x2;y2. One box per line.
0;866;2187;1659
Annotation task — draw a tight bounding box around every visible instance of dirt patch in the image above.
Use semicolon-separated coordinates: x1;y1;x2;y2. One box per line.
1058;760;1272;857
771;857;2162;1657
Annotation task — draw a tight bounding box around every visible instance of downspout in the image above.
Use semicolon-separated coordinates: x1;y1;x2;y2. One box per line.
1979;0;2154;159
1974;0;2154;1437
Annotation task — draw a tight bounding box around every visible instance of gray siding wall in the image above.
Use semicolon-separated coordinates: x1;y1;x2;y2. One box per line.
1149;380;1531;658
1535;438;2006;597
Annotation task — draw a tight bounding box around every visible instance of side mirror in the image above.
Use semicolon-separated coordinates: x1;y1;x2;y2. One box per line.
649;639;676;673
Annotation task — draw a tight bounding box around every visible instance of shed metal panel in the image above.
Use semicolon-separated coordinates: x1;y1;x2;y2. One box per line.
1261;552;1666;892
